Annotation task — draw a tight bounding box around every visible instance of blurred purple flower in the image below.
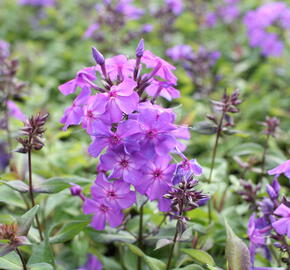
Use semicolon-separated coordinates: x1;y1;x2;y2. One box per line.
272;204;290;238
78;254;102;270
268;160;290;179
19;0;55;6
7;101;25;121
0;40;10;59
166;45;194;61
165;0;183;16
83;23;99;39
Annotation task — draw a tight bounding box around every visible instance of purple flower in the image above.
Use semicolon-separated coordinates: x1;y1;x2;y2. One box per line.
115;0;144;19
0;40;10;59
272;204;290;238
91;174;135;209
104;55;135;81
78;254;102;270
7;101;26;121
83;24;100;39
60;87;91;130
268;160;290;179
165;0;183;16
141;24;154;33
139;155;176;200
88;119;140;158
103;78;139;123
266;179;280;201
146;80;180;101
166;45;193;62
83;198;124;230
142;50;177;84
19;0;55;6
58;67;97;96
100;145;145;186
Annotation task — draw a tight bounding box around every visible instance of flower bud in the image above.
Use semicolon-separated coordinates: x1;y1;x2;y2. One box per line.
70;183;82;196
92;47;105;65
136;39;144;58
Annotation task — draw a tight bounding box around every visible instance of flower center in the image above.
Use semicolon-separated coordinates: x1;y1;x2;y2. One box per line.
87;110;94;118
120;159;129;168
107;190;117;198
152;169;163;180
146;129;158;138
109;135;120;145
99;204;109;213
109;90;117;98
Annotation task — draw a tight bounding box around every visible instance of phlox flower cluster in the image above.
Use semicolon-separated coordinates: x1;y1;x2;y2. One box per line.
247;160;290;268
83;0;147;41
18;0;55;6
60;40;206;231
244;2;290;57
205;0;240;27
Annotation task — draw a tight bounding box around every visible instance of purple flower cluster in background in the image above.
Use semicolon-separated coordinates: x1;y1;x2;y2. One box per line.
19;0;55;6
205;0;240;27
78;254;102;270
83;0;148;42
247;160;290;268
244;2;290;57
0;40;10;60
60;40;208;231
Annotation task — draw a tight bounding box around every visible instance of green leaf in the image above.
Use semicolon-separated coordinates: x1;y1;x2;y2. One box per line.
172;264;205;270
88;230;136;244
29;263;54;270
155;239;173;250
34;176;91;194
17;205;39;236
0;251;22;270
225;220;250;270
0;180;29;193
230;143;263;156
126;244;166;270
191;122;217;135
28;238;54;266
181;249;215;266
0;186;26;208
49;220;89;244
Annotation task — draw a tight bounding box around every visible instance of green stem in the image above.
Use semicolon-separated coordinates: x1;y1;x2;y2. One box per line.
16;248;27;270
165;223;179;270
260;133;270;181
137;203;144;270
28;149;44;241
207;110;226;222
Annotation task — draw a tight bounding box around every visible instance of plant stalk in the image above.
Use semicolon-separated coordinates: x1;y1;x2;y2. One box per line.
260;133;270;180
137;202;144;270
28;149;44;241
165;226;179;270
207;110;226;222
16;248;27;270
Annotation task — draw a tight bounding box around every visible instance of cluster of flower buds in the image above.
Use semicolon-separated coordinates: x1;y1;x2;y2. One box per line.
237;179;261;211
247;161;290;268
59;39;208;231
0;223;27;256
16;113;48;153
260;116;280;138
83;0;146;46
167;45;220;97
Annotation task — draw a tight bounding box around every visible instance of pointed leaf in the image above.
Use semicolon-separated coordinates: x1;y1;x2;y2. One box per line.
173;265;205;270
29;263;54;270
49;220;89;244
155;239;173;250
181;249;215;266
28;238;54;266
17;205;39;236
0;180;29;193
225;220;250;270
0;251;22;270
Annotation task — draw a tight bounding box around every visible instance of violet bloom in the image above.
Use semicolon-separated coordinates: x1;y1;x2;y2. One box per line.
7;101;26;121
146;80;180;101
272;204;290;238
0;40;10;59
115;0;144;19
83;198;124;230
166;45;193;62
104;78;139;123
139;155;176;200
78;254;102;270
100;145;145;186
58;67;97;96
266;179;280;201
131;107;178;158
19;0;55;6
60;87;91;130
268;160;290;179
88;119;140;158
105;55;135;81
91;174;135;209
83;23;99;39
142;50;177;84
81;94;108;133
165;0;183;16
